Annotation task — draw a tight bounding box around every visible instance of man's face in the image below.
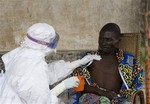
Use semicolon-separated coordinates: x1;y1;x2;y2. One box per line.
99;31;119;54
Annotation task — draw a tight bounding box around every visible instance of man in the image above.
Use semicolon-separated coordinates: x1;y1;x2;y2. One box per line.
0;23;101;104
69;23;143;104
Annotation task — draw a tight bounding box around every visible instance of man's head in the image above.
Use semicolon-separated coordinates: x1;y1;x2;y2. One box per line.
23;23;59;54
98;23;121;54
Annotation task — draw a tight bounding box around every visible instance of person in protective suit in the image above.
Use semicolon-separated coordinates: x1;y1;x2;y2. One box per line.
0;23;101;104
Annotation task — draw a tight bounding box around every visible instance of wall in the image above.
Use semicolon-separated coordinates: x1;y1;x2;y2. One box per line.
0;0;141;51
0;0;145;103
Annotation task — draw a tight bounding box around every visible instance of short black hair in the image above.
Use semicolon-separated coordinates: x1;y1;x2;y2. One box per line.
99;23;121;40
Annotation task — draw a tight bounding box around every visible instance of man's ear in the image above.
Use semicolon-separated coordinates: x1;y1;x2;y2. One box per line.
115;39;121;47
115;39;121;44
118;38;121;42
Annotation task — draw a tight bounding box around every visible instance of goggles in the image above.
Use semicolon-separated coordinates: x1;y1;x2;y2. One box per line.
27;33;59;49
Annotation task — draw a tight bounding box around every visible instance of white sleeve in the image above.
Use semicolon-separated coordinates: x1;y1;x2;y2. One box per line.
16;81;65;104
47;92;65;104
9;68;65;104
48;60;73;85
1;53;65;104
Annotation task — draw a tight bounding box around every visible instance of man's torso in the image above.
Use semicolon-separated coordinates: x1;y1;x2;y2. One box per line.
88;55;123;94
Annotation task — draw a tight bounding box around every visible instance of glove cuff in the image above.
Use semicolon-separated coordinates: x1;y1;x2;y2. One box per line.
51;82;66;97
66;59;83;70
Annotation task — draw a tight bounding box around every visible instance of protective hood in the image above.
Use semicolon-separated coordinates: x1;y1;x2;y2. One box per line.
21;23;59;54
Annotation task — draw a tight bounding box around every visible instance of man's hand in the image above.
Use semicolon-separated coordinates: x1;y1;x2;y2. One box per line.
106;91;118;100
83;84;108;96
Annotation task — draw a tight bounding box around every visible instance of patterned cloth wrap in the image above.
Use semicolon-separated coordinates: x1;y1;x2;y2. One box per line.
68;48;144;104
79;93;110;104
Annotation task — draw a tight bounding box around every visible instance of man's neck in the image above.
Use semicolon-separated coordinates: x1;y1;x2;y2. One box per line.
98;49;116;56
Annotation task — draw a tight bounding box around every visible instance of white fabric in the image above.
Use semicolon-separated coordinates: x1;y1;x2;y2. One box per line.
51;81;66;97
0;23;102;103
0;47;73;104
62;76;79;89
66;59;82;70
51;76;79;97
48;60;73;85
66;55;101;70
80;54;102;65
21;23;56;55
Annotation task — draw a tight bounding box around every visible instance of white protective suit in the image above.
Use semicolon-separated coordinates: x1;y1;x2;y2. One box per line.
0;23;101;104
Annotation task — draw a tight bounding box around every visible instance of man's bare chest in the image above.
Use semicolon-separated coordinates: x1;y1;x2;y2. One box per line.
88;56;122;91
89;60;119;79
89;56;119;74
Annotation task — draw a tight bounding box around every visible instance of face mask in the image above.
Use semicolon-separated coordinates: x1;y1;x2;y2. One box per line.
48;33;59;49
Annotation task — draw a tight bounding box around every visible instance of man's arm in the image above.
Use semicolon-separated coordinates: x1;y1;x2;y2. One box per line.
83;84;107;96
82;84;118;100
119;65;144;98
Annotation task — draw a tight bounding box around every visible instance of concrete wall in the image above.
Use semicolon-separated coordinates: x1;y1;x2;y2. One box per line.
0;0;141;51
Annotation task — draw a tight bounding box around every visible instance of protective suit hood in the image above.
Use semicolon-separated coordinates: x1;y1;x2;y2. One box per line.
21;23;59;55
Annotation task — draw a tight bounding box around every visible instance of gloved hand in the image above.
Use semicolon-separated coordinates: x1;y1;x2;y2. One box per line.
62;76;80;89
80;54;101;65
67;54;101;70
51;76;80;97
